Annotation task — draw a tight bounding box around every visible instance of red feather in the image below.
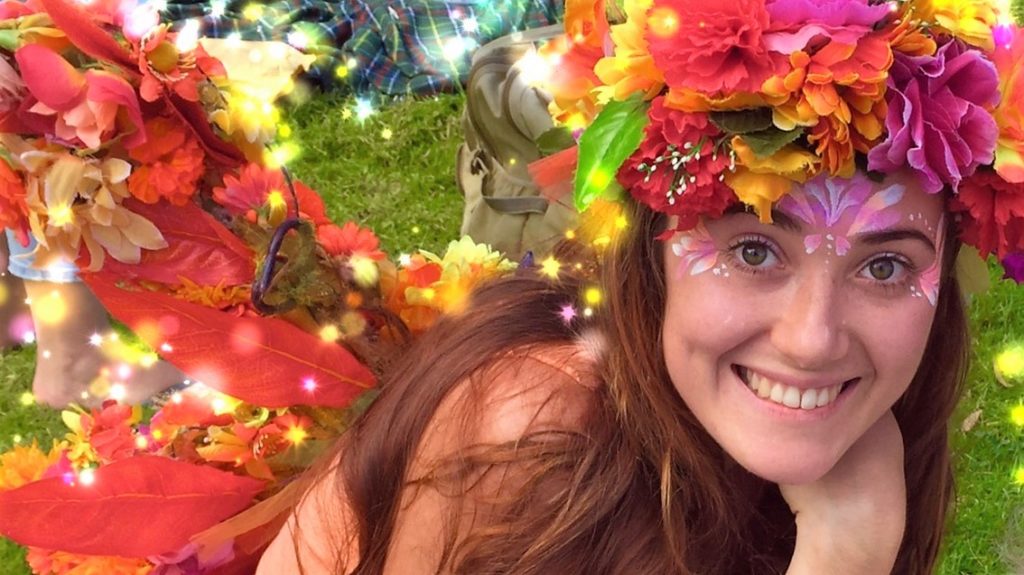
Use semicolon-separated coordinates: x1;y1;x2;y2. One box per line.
527;146;578;202
0;457;263;557
82;274;377;407
89;199;255;286
37;0;137;72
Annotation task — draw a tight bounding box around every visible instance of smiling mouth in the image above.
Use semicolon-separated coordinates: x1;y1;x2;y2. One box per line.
733;365;859;410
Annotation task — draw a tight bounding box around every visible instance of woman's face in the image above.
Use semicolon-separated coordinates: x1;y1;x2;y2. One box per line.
662;172;945;484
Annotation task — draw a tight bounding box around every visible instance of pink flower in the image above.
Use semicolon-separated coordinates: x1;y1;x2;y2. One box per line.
617;97;735;232
14;44;145;149
644;0;786;96
764;0;890;52
868;40;1000;194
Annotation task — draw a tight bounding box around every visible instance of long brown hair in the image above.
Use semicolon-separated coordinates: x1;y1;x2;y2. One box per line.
310;198;969;574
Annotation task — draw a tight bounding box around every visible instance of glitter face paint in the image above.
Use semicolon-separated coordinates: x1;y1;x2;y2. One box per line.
777;176;906;258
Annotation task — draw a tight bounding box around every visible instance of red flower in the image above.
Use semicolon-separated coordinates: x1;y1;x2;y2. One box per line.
81;401;138;464
645;0;785;96
317;222;386;260
0;159;29;246
950;170;1024;259
127;117;204;205
213;163;330;224
618;97;736;232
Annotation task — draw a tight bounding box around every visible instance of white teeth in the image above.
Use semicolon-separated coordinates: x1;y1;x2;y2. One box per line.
742;367;844;410
800;389;818;410
782;386;801;408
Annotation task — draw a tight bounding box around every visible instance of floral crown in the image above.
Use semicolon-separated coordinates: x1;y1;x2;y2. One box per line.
536;0;1024;282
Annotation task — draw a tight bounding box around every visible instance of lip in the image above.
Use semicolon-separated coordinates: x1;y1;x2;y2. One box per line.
736;365;856;391
730;364;859;422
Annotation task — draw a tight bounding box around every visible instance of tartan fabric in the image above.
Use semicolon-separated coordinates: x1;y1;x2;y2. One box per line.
161;0;563;96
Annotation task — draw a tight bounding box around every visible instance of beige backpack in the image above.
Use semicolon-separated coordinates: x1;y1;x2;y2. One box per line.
457;25;578;261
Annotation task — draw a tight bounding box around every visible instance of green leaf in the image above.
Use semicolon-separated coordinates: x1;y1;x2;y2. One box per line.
535;126;577;156
0;30;19;52
574;97;649;212
740;127;805;158
1013;0;1024;26
709;109;773;135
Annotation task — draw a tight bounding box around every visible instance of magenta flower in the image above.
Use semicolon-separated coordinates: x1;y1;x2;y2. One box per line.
764;0;889;52
867;40;1000;194
1003;251;1024;283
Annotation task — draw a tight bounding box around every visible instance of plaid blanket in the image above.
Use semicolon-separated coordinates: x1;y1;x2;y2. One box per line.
162;0;563;96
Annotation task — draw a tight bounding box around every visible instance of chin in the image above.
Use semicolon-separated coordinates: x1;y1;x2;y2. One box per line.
730;444;841;485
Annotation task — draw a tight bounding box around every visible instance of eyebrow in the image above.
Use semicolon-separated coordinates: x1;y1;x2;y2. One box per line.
723;204;936;252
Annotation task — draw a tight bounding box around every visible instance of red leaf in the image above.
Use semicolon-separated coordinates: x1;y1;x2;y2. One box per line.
90;199;255;286
81;274;377;407
0;457;263;557
37;0;137;72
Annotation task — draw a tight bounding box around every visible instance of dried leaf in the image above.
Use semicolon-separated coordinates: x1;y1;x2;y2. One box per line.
0;457;263;557
961;409;982;432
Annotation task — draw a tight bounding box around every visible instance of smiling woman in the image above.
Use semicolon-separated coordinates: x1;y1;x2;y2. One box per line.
253;1;1023;574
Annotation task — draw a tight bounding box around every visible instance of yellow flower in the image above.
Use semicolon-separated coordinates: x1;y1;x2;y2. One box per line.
0;442;62;491
910;0;998;51
726;137;819;222
408;237;516;315
593;0;664;104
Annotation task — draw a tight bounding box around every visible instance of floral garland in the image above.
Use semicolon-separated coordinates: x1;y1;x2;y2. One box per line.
537;0;1024;281
0;0;516;572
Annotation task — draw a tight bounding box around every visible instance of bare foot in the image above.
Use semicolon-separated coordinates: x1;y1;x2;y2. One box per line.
25;280;185;408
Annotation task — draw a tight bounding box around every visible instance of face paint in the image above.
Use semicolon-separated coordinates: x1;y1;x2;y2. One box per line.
671;220;720;277
778;177;906;257
912;214;944;306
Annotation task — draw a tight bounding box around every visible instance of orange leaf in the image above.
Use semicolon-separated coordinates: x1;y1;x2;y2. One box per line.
0;456;263;557
82;274;377;407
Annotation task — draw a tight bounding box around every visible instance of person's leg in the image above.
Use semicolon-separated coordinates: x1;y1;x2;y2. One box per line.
7;231;185;407
24;279;188;407
0;233;29;349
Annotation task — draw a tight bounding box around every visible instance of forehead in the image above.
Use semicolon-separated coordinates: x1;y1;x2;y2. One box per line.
772;172;944;231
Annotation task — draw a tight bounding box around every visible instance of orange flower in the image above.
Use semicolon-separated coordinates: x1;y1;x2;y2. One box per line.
760;32;892;175
593;0;664;104
993;26;1024;183
26;547;153;575
127;117;205;206
808;115;856;177
540;35;604;128
887;15;938;57
171;278;252;309
317;222;386;260
0;158;30;246
0;442;62;491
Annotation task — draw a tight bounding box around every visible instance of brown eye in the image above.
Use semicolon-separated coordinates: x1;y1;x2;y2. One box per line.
741;244;769;266
868;259;895;280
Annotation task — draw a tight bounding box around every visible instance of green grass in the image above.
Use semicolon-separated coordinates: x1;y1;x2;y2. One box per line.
0;93;1022;573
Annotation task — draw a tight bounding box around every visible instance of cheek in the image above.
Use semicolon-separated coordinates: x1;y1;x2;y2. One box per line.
862;303;937;391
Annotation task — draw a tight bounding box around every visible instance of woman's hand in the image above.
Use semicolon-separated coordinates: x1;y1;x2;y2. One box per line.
780;410;907;575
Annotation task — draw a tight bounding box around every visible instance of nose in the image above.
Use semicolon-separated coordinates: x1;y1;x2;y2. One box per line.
769;270;850;370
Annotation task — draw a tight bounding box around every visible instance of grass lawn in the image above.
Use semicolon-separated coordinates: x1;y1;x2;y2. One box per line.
0;92;1021;574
